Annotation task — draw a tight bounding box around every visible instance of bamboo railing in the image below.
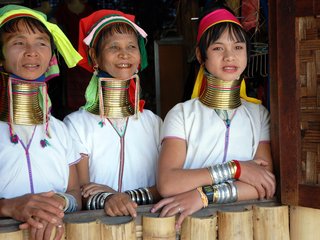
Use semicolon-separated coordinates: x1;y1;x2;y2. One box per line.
1;199;320;240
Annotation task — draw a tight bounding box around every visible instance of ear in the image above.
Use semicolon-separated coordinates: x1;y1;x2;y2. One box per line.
88;48;98;66
195;47;202;64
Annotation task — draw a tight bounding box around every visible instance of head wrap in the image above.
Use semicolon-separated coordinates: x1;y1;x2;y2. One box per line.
192;8;261;104
0;5;82;81
78;9;148;72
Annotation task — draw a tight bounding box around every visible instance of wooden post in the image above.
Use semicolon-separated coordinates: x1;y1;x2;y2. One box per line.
253;205;289;240
142;214;176;240
0;230;23;240
290;205;320;240
218;209;253;240
100;219;136;240
180;214;217;240
65;220;101;240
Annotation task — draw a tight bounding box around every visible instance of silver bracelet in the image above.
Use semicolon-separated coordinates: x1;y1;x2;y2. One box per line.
142;187;153;204
137;188;147;205
132;189;141;205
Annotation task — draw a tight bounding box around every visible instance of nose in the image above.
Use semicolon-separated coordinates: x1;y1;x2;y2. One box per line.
118;48;130;59
24;44;38;57
223;49;235;62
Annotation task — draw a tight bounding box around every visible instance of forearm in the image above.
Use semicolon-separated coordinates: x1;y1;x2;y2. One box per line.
157;168;212;197
235;181;260;201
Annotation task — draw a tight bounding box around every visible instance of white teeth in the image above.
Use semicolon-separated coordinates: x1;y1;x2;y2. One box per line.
118;63;130;68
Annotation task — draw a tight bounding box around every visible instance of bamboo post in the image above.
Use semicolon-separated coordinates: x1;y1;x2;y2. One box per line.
100;219;136;240
253;205;289;240
290;205;320;240
218;209;253;240
0;230;23;240
65;220;101;240
180;214;217;240
142;214;176;240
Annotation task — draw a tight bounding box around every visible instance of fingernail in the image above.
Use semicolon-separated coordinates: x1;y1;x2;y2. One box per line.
38;224;43;229
51;218;57;224
150;208;155;213
133;213;137;218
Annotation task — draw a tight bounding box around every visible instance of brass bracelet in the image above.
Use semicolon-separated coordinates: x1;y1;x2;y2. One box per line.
197;187;208;208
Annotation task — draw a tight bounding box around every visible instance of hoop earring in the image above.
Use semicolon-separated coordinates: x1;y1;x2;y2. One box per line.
93;65;98;75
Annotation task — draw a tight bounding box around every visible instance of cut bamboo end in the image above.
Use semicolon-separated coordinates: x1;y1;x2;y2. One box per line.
180;214;217;240
100;219;136;240
290;205;320;240
218;209;253;240
65;220;100;240
142;214;176;240
253;205;290;240
0;229;23;240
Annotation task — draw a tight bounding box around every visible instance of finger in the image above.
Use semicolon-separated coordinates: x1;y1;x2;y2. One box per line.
29;208;63;225
19;222;30;230
30;226;37;240
43;223;55;240
123;201;137;218
159;202;179;217
25;217;44;229
151;198;174;213
35;224;45;240
175;212;188;230
54;224;64;240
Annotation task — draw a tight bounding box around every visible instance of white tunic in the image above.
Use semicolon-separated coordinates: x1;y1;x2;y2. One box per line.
161;99;270;169
64;109;162;192
0;117;80;198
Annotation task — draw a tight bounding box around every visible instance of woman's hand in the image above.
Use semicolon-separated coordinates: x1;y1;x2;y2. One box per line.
239;160;276;199
29;217;64;240
1;191;64;230
151;189;203;230
104;193;138;218
81;183;115;198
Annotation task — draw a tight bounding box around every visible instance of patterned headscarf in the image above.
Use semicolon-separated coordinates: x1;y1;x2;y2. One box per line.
0;4;82;80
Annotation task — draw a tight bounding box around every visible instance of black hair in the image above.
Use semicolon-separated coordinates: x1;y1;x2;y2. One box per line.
0;17;55;61
93;22;138;58
197;1;251;63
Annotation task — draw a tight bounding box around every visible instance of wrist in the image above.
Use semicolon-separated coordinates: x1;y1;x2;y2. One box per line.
0;198;9;217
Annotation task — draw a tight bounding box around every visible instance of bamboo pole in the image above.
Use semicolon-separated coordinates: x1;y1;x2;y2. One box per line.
100;219;136;240
0;230;23;240
180;214;217;240
290;205;320;240
65;220;100;240
218;209;253;240
253;205;289;240
142;214;176;240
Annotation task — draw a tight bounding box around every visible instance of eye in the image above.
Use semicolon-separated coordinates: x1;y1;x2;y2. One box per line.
212;46;223;51
235;45;244;50
13;41;24;46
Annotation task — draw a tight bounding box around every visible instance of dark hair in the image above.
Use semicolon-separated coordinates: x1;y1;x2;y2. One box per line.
197;3;251;63
0;17;54;60
93;22;138;58
198;22;251;63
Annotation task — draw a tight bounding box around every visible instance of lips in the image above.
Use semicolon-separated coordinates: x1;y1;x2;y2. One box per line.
116;63;132;68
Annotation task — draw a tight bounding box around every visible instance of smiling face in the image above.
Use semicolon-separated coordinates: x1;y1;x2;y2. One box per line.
89;26;140;80
197;28;247;82
1;20;52;80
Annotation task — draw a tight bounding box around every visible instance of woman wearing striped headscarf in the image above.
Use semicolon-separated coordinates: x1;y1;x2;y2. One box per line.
0;4;82;240
64;9;162;218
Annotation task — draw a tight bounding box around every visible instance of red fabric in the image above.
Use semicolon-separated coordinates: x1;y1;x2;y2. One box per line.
78;10;135;72
129;78;144;112
241;0;259;32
